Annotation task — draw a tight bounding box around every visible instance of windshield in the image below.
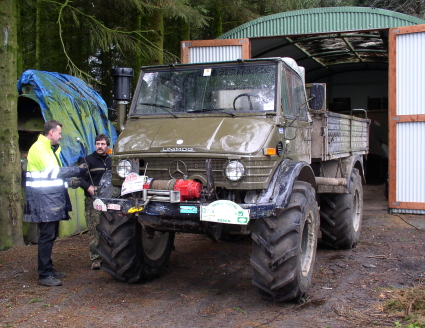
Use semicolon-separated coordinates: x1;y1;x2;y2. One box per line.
131;63;277;115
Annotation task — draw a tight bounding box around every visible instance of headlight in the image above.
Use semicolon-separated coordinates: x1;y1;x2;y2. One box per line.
224;160;246;182
117;160;132;178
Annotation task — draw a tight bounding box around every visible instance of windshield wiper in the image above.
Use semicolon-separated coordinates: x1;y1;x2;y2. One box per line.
187;108;235;117
139;102;178;118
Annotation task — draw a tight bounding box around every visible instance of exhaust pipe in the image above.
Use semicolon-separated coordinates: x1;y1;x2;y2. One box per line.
111;67;134;131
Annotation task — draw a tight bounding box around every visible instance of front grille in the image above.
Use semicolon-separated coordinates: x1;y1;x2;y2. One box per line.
113;157;278;187
142;158;227;182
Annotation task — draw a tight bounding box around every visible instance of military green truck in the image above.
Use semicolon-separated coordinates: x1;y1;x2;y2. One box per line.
94;57;369;302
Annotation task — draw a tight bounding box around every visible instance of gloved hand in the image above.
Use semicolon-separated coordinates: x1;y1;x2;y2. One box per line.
79;163;89;175
69;177;81;189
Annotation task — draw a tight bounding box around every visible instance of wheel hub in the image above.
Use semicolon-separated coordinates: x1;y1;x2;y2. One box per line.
301;212;315;277
141;230;170;261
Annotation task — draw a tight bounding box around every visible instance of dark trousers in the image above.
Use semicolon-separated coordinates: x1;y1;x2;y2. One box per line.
38;221;59;279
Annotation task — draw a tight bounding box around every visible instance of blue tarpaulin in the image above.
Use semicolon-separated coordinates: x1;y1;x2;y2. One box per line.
17;70;117;166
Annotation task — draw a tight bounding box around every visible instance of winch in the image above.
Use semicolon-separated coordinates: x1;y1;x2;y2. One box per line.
145;178;202;201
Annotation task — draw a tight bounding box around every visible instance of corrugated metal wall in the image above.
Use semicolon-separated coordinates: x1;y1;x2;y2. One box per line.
396;32;425;116
395;32;425;204
389;26;425;214
189;46;243;63
396;122;425;202
219;7;425;39
181;39;250;64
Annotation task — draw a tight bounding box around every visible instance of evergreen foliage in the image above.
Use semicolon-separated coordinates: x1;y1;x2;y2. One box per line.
17;0;424;99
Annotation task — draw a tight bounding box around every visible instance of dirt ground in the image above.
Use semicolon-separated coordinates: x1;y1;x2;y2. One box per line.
1;183;425;328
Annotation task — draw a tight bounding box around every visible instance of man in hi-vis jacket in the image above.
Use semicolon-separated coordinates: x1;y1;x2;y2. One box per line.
24;120;87;287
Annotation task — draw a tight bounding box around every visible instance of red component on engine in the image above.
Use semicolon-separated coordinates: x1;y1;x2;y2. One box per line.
174;179;202;201
143;178;154;190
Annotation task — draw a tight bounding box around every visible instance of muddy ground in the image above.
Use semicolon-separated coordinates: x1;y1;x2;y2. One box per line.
1;184;425;328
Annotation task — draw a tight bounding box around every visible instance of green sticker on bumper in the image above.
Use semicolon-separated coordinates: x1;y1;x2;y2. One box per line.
180;206;198;214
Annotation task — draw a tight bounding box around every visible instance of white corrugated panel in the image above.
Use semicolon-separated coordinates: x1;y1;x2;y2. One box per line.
394;31;425;211
396;122;425;202
189;46;242;63
396;32;425;115
390;208;425;214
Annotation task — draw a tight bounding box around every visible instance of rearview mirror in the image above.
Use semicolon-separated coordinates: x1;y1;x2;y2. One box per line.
309;84;325;110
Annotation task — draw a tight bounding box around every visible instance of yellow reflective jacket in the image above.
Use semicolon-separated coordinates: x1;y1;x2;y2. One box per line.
27;134;62;171
24;134;80;223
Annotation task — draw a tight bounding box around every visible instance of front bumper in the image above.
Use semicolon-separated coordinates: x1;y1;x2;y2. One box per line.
93;196;276;220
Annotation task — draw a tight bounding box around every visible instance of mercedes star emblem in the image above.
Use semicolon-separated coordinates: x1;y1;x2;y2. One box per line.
168;160;188;179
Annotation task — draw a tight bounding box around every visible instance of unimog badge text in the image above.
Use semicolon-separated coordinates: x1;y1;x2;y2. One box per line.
161;147;195;152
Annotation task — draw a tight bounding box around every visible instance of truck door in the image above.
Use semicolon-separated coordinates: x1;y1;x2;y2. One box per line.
280;63;311;162
388;24;425;213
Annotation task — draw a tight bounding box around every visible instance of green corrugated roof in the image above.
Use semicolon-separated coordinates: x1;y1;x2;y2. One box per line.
218;7;425;39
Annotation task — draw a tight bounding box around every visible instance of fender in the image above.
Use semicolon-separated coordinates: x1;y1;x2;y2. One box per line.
318;154;365;193
343;154;366;189
257;159;316;209
351;154;366;184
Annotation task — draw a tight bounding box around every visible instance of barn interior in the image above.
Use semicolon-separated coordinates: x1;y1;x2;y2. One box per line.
250;29;390;183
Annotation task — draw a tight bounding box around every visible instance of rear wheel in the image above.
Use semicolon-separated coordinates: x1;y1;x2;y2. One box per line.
251;181;319;302
97;212;175;283
320;168;363;249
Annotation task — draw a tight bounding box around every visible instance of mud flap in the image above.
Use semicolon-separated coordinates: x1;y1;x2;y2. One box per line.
97;170;112;198
202;221;223;242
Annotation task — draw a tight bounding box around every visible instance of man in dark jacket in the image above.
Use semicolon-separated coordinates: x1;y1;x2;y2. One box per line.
78;134;111;270
25;120;87;287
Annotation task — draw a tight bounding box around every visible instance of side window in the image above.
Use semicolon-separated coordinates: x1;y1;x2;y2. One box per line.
281;68;293;117
281;67;308;120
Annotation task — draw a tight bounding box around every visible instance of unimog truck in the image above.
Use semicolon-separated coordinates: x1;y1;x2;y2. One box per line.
94;57;369;302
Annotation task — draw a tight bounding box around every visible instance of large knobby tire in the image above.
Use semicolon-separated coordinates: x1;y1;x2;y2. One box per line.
251;181;319;302
319;168;363;249
96;212;175;283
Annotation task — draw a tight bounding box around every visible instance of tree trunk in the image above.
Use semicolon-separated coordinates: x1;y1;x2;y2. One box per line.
214;0;223;38
35;0;40;70
16;0;22;76
0;0;24;249
135;11;144;72
181;19;190;41
151;9;164;65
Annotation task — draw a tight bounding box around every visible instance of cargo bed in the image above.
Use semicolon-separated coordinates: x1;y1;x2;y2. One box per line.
311;110;370;160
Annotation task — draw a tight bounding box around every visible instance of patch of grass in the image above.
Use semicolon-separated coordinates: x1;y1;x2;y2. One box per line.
28;298;43;304
384;280;425;327
233;307;246;314
376;286;396;291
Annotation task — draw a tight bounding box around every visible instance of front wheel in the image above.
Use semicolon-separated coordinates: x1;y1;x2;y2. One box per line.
251;181;319;302
320;168;363;249
97;212;175;283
